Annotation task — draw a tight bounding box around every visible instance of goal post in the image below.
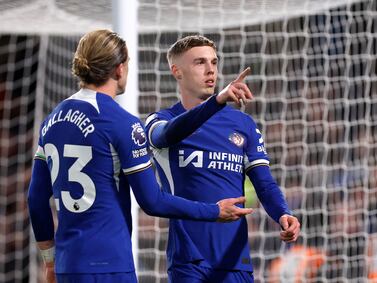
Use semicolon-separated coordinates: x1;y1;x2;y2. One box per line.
112;0;140;274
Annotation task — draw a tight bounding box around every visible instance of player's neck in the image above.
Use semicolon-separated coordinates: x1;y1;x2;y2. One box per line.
84;82;117;99
180;92;208;110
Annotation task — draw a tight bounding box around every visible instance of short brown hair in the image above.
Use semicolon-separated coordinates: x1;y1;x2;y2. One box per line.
167;35;216;66
72;29;128;87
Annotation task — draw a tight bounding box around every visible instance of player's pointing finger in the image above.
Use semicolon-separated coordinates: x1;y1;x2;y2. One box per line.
234;67;251;83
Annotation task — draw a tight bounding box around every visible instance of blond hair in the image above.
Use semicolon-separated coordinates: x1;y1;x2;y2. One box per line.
72;29;128;87
167;35;216;66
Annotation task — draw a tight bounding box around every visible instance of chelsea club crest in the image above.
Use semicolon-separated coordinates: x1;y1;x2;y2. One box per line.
229;132;245;147
131;122;147;146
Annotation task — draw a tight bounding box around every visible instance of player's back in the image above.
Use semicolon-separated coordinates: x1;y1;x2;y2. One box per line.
39;89;136;274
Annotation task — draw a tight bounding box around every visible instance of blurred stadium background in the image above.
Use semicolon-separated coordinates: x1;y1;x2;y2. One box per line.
0;0;376;282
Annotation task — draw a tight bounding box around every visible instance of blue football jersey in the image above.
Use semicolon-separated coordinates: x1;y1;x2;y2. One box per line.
146;102;269;272
34;89;151;273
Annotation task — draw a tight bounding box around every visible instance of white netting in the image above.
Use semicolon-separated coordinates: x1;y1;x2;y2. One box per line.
138;1;377;282
0;0;376;282
0;34;40;282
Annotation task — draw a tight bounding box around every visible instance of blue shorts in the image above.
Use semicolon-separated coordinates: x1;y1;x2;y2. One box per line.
56;272;137;283
168;263;254;283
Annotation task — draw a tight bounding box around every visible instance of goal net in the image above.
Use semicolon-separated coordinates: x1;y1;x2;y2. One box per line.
137;1;376;282
0;0;376;282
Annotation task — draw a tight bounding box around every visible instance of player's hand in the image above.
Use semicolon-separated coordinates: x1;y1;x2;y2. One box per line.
45;261;56;283
216;67;253;106
216;196;253;222
279;214;300;242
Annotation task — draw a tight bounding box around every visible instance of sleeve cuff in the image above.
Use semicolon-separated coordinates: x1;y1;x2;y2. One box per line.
209;203;220;221
210;94;227;109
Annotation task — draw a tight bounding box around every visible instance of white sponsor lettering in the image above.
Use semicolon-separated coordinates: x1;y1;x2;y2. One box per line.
132;148;148;158
256;128;264;144
209;152;243;163
208;160;243;173
257;145;267;154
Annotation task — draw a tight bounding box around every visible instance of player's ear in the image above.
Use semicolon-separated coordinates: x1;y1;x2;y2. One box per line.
171;64;182;80
114;63;123;80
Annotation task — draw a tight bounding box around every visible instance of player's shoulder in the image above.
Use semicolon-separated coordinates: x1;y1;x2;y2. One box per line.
110;107;143;134
223;105;256;123
145;101;182;126
107;106;145;146
68;89;142;131
157;101;183;118
63;89;128;117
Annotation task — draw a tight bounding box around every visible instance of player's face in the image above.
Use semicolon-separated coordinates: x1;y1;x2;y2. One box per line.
176;46;218;100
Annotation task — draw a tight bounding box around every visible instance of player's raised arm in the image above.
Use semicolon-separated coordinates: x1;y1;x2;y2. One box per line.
145;68;253;149
126;166;253;222
145;95;224;149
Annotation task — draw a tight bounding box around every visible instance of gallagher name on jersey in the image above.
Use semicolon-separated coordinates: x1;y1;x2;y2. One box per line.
41;109;95;138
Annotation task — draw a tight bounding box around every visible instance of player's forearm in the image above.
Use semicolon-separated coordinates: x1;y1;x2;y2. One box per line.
247;166;291;223
149;94;225;148
127;167;219;220
28;160;55;241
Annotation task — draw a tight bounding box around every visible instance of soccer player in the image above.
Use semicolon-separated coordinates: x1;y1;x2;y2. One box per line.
27;30;253;283
145;35;301;283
